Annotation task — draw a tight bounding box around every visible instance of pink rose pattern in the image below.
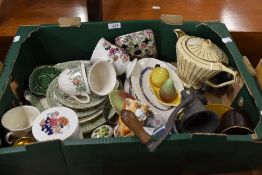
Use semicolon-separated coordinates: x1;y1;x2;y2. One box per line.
102;40;129;62
40;111;69;135
115;29;157;59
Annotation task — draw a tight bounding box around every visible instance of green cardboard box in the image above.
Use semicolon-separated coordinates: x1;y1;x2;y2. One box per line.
0;19;262;174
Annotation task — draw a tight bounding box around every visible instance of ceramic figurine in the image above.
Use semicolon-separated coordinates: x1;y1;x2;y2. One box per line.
114;98;150;137
120;88;220;152
159;79;177;103
175;29;238;88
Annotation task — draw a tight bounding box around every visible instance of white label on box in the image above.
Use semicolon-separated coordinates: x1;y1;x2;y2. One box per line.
152;5;160;10
13;36;20;42
222;37;232;43
108;23;121;29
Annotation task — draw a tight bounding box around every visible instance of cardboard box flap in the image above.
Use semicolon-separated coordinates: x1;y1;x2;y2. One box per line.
0;26;39;100
58;17;81;27
160;14;183;25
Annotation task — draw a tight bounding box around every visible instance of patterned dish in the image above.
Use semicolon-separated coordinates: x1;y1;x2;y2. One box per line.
139;67;171;110
91;125;113;138
55;82;106;110
29;66;61;96
53;60;89;71
131;58;184;122
115;29;157;59
79;110;103;125
46;77;102;118
148;67;182;107
46;77;116;133
124;78;137;98
32;107;80;141
80;106;116;134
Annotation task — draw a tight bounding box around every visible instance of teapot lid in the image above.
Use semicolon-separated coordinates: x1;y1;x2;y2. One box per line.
180;36;228;63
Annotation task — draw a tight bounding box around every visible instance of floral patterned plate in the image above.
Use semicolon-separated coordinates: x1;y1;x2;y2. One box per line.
80;106;116;134
32;107;80;141
46;77;104;118
46;77;116;133
52;76;106;109
79;110;103;125
53;60;89;71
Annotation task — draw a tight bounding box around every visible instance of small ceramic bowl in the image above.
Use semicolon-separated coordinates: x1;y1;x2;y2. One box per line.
91;125;113;138
29;66;61;96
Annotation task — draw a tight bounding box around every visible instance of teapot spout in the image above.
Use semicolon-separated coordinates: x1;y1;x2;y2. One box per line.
174;29;187;39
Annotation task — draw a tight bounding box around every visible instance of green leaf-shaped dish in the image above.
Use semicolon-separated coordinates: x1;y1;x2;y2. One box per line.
29;66;61;96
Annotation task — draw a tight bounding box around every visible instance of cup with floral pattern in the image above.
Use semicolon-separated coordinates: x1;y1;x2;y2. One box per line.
115;29;157;59
91;38;137;79
58;62;90;104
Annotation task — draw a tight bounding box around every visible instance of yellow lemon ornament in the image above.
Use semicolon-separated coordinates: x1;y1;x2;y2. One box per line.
150;66;170;88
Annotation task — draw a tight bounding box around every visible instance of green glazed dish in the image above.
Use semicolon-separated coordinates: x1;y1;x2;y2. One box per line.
29;66;61;96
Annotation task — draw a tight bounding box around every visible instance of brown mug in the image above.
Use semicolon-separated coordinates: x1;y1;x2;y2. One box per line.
219;109;254;135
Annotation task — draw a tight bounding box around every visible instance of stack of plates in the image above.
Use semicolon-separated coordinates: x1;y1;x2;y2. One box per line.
28;60;117;134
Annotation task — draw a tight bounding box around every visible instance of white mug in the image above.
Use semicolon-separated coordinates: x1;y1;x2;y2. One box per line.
58;63;90;103
1;106;40;144
88;61;117;96
91;38;137;79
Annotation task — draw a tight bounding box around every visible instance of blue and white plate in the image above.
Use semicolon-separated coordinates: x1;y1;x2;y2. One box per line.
131;58;184;122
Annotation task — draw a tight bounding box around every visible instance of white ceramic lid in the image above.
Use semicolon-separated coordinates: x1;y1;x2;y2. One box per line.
179;36;228;64
32;107;79;141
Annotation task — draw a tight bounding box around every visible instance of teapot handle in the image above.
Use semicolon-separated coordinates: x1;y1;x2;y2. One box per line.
205;64;238;88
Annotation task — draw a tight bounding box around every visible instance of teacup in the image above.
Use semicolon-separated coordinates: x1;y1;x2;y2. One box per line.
115;29;157;59
1;106;40;144
88;61;117;96
58;62;90;103
91;38;137;79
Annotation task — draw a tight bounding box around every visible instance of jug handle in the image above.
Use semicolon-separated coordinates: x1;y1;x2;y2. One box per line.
174;29;187;39
204;64;238;88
